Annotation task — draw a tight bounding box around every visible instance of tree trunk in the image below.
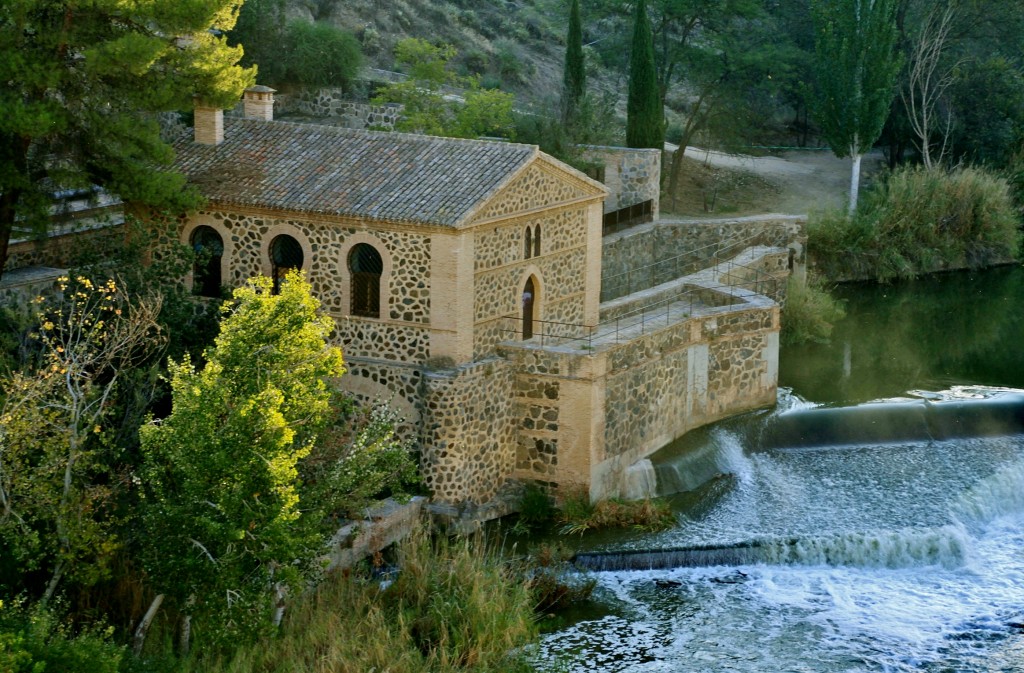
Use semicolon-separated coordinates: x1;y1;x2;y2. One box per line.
179;614;192;657
41;560;66;604
667;144;688;212
849;152;863;216
132;594;164;655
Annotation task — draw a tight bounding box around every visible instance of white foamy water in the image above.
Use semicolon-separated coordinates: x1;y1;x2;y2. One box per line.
538;433;1024;672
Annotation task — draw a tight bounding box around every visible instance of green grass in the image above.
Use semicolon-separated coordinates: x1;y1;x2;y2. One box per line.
171;528;537;673
810;165;1022;281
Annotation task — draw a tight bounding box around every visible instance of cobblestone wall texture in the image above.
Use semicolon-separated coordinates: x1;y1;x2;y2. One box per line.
513;375;561;477
601;216;805;301
603;305;777;460
471;164;590;222
421;359;517;503
273;89;401;130
472;199;592;357
194;210;431;362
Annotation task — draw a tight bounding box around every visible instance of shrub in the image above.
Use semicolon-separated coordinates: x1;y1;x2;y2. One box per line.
516;483;556;529
0;601;123;673
283;20;362;89
780;274;847;345
810;165;1022;281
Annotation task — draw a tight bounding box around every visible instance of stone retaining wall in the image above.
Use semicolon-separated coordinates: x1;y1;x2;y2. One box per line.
273;89;402;130
601;215;805;301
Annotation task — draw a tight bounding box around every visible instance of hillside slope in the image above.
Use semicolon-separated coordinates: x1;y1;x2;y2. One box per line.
286;0;621;105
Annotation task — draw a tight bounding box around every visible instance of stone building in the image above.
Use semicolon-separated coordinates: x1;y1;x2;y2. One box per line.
172;89;611;505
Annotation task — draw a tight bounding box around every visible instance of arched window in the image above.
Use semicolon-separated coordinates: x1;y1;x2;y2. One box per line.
524;226;533;259
349;243;383;318
270;234;304;294
190;225;223;298
533;224;541;257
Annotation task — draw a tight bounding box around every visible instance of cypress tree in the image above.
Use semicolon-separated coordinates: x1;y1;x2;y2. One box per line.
627;0;664;149
562;0;586;128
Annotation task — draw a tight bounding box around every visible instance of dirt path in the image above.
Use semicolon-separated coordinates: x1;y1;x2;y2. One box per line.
664;144;887;217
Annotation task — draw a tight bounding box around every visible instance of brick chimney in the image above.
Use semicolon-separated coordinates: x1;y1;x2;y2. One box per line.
243;85;276;121
194;104;224;145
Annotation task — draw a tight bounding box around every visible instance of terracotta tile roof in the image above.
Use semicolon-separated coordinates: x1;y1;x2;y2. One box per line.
172;118;538;227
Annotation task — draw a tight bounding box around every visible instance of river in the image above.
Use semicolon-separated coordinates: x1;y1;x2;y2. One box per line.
536;265;1024;672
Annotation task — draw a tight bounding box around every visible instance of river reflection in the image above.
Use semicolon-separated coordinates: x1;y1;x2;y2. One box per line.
780;264;1024;404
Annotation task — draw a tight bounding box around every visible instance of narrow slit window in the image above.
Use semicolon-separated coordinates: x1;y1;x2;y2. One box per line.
533;224;541;257
524;226;533;259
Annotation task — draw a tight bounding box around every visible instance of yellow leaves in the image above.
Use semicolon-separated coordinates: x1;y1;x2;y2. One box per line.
93;425;102;434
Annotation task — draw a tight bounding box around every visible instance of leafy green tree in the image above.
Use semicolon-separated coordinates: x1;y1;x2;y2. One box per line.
627;0;665;149
373;39;515;140
0;277;163;602
0;0;254;280
229;0;288;85
663;9;792;209
281;20;363;89
810;0;902;214
948;57;1024;168
562;0;586;128
140;272;344;646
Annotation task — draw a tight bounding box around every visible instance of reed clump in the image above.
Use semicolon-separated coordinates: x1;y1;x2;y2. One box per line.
810;165;1022;281
780;274;847;345
557;486;676;535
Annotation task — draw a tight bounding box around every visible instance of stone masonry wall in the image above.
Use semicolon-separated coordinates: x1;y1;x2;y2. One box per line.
602;303;778;459
601;215;805;301
581;146;661;218
6;224;125;273
191;209;432;363
472;197;592;357
271;89;401;130
500;295;779;499
420;358;517;504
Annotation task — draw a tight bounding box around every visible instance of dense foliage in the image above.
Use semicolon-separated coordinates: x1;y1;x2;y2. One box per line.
810;0;901;213
780;274;847;346
810;166;1022;281
0;0;253;278
562;0;586;128
373;39;516;140
175;530;538;673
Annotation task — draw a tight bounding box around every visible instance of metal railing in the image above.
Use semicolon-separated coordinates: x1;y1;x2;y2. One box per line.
501;259;780;349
